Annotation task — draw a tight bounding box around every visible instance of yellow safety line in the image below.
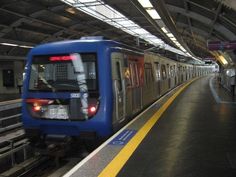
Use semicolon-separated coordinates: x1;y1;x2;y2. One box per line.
98;78;198;177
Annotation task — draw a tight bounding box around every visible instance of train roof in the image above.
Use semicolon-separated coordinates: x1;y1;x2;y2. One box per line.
33;38;117;49
29;38;143;56
27;37;144;57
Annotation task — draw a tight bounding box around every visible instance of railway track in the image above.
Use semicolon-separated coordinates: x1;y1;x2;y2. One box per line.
0;99;99;177
0;99;32;176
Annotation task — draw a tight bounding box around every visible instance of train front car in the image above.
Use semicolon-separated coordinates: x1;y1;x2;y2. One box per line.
22;39;114;142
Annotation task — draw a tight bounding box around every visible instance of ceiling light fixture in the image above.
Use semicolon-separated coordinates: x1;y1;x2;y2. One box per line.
137;0;153;8
0;43;33;48
146;9;161;19
0;43;18;47
219;55;228;65
167;33;174;38
161;27;168;33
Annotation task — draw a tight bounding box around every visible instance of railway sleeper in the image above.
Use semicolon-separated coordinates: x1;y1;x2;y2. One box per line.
0;114;21;128
0;156;47;177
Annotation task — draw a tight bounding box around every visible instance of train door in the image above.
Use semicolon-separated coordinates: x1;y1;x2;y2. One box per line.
143;63;154;104
111;53;125;123
129;61;142;113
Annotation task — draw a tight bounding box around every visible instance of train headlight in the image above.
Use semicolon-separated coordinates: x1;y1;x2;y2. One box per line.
33;104;42;112
26;98;53;115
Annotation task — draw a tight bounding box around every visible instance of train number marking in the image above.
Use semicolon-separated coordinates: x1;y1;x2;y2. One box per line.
71;93;80;98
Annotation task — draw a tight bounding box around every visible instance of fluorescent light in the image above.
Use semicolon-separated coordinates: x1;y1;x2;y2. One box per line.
170;37;176;41
186;53;191;57
180;46;186;52
63;0;75;5
167;33;174;38
174;42;181;46
79;0;94;2
0;43;33;48
138;0;153;8
219;55;228;65
19;45;33;48
147;9;161;19
161;27;168;33
0;43;18;47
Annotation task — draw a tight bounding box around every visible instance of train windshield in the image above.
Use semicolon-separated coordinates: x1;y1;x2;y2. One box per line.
29;53;97;92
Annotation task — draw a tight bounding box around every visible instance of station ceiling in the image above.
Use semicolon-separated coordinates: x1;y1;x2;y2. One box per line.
0;0;236;65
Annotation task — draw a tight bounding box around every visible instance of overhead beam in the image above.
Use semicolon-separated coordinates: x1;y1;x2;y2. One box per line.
0;8;84;39
208;3;222;37
150;0;194;55
187;0;236;28
0;1;143;48
0;55;26;60
0;18;28;38
176;22;225;41
0;24;51;38
183;0;197;46
166;4;236;40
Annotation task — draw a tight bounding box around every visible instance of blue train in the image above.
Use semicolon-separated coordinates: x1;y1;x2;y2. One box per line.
22;37;212;142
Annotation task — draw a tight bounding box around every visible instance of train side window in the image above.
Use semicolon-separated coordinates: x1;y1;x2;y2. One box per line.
154;62;161;81
116;62;122;92
161;65;167;80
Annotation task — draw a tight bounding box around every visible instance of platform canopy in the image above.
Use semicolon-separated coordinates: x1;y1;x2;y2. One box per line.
0;0;235;65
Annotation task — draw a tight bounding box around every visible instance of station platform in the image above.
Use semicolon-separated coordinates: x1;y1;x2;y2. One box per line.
64;75;236;177
0;94;21;103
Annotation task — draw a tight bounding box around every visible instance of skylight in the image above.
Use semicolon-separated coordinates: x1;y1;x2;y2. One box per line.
60;0;165;46
60;0;201;61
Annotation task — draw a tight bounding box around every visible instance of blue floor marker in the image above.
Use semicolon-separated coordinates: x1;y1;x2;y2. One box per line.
109;129;137;146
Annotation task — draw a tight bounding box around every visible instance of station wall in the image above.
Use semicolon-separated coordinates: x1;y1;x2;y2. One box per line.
0;61;25;94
